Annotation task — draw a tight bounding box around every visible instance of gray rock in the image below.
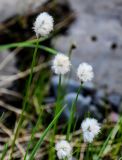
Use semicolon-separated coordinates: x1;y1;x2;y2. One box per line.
52;0;122;94
0;50;18;88
89;105;103;121
82;82;96;95
108;93;121;112
61;93;91;121
51;76;81;97
0;0;47;22
44;97;55;104
50;76;61;97
94;89;106;100
94;90;106;106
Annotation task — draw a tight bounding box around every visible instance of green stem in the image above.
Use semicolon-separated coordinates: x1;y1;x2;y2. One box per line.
66;84;82;141
54;74;62;133
49;75;62;160
10;39;39;160
0;36;47;51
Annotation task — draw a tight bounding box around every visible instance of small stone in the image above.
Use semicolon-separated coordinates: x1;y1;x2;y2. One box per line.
50;76;81;97
93;89;107;111
66;79;81;93
60;93;91;122
108;93;121;112
50;76;59;97
71;157;77;160
95;89;106;100
89;105;103;121
82;82;96;95
44;97;55;104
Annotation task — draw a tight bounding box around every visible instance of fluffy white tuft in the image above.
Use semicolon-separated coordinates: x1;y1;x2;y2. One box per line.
81;118;100;143
77;63;94;82
55;140;72;160
33;12;54;37
52;54;71;75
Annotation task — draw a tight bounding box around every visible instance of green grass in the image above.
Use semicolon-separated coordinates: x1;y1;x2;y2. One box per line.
29;105;66;160
1;143;8;160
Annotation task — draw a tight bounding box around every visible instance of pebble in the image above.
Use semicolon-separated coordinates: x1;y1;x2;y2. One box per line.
89;105;103;121
95;89;106;100
82;82;96;95
50;76;81;97
108;93;121;112
44;97;55;104
93;89;107;111
61;93;91;122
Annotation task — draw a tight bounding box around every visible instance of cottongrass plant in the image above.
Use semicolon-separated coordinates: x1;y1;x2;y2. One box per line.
52;53;71;126
52;53;71;75
55;140;72;160
81;118;101;143
66;62;94;141
50;53;71;159
33;12;54;37
9;12;54;159
77;62;94;82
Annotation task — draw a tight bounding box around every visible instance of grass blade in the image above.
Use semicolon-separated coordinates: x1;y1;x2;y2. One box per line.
0;37;47;51
10;40;39;159
1;143;8;160
29;105;65;160
97;121;120;159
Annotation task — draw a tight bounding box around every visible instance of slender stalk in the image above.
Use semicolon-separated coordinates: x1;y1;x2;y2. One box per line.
66;84;82;141
0;36;47;51
10;39;39;160
49;74;62;160
54;74;62;133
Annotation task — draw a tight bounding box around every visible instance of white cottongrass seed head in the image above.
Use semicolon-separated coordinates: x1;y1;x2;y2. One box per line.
55;140;72;160
77;62;94;82
81;118;101;143
52;53;71;75
33;12;54;37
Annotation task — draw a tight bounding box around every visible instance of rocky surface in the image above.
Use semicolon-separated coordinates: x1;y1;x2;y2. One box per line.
50;75;122;123
0;0;47;22
52;0;122;93
0;50;18;88
0;0;122;93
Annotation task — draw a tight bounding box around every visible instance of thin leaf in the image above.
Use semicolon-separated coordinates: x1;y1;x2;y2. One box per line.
29;106;65;160
1;143;8;160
